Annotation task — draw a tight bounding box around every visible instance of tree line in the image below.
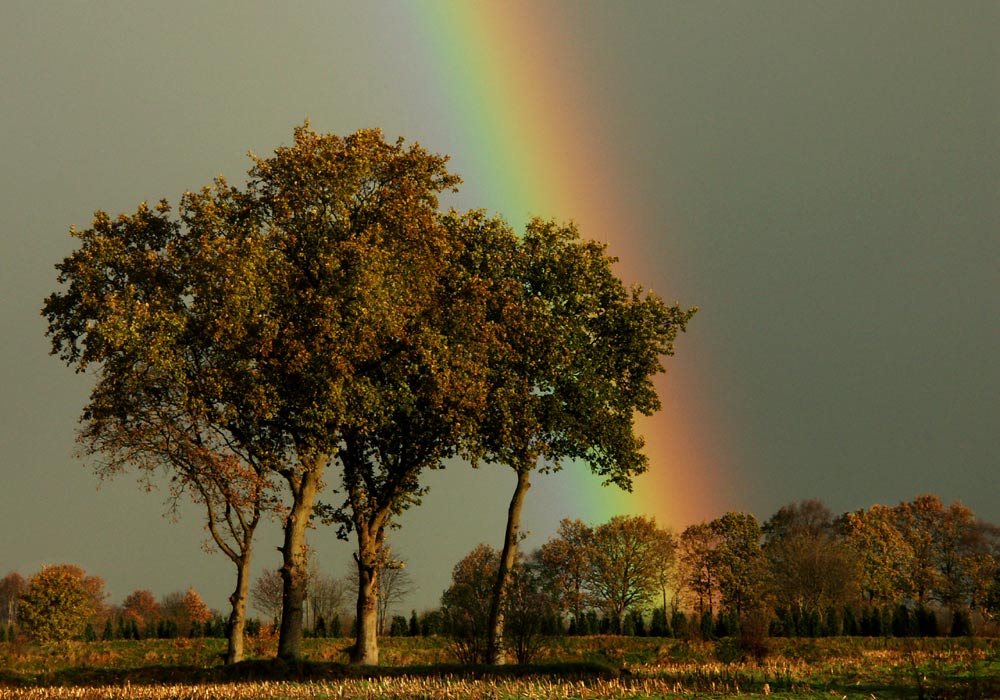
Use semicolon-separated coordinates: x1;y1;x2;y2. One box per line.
7;493;996;657
41;124;695;664
0;565;224;644
437;495;1000;662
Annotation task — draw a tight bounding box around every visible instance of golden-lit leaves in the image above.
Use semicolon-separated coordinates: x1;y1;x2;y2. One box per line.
443;212;696;489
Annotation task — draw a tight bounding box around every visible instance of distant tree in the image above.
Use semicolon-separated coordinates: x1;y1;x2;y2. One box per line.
842;605;860;636
182;588;212;636
670;609;688;639
984;567;1000;622
121;590;161;638
0;572;26;628
389;615;408;637
420;609;444;637
626;609;647;636
251;569;285;624
868;495;1000;616
328;614;342;638
588;515;670;633
160;588;211;637
649;606;671;637
446;211;696;663
763;500;860;624
891;603;916;637
895;495;949;604
914;604;939;636
839;505;914;606
534;519;595;629
19;566;97;643
502;558;559;663
408;610;420;637
343;548;415;637
679;522;720;617
709;512;765;618
376;558;415;637
441;544;498;664
307;571;346;635
950;608;973;637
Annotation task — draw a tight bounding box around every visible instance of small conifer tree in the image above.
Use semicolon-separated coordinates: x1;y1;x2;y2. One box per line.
950;609;973;637
842;606;859;636
916;604;938;637
670;609;688;639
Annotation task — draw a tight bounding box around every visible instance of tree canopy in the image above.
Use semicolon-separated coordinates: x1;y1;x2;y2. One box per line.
44;123;696;664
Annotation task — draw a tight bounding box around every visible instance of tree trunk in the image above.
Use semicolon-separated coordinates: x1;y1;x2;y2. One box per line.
351;528;381;665
277;461;324;660
225;553;251;664
487;466;531;665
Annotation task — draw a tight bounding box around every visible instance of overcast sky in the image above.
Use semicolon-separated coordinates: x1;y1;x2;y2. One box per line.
2;1;997;616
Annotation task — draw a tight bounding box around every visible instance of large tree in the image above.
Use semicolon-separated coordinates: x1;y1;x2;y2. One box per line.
275;129;485;664
44;190;277;663
446;212;696;662
45;125;480;662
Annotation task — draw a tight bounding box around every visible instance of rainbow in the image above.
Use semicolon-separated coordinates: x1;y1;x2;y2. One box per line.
411;2;727;531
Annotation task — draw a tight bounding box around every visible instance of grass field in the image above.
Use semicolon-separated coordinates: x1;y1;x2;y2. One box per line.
2;636;999;699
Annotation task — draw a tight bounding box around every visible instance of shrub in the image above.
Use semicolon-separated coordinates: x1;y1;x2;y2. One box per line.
19;566;95;643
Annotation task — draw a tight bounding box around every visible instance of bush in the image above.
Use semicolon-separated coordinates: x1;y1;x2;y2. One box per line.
19;566;95;643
